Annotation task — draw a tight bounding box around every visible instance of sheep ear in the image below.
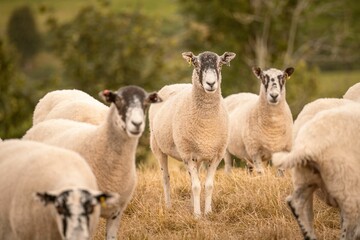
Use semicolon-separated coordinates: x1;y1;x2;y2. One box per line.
145;92;162;104
252;67;262;79
93;192;119;208
284;67;295;79
182;52;198;67
220;52;236;66
99;89;118;104
35;192;57;206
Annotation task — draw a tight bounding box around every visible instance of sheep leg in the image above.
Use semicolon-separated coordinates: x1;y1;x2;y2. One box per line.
287;184;317;240
105;210;123;240
252;154;264;174
224;150;233;174
204;159;221;214
158;153;171;208
187;158;201;217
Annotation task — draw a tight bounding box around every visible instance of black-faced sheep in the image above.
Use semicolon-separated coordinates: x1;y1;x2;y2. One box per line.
224;67;294;174
0;139;117;240
23;86;161;239
149;51;236;217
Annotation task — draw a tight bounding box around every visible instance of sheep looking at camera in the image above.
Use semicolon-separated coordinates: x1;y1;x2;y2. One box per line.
224;67;294;174
273;102;360;240
149;51;236;217
23;86;161;240
0;139;117;240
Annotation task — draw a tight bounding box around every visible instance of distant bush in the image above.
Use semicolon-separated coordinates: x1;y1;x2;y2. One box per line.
6;5;42;67
45;6;167;96
0;39;34;138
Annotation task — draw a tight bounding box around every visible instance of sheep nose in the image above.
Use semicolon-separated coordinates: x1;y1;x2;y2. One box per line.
131;120;142;128
270;93;278;100
206;81;215;88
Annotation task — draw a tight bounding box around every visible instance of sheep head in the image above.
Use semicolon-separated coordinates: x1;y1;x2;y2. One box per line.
182;51;236;93
100;86;162;138
35;188;118;240
252;67;294;105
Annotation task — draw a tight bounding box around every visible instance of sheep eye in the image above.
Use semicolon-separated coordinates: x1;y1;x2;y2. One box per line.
56;205;65;215
84;203;94;214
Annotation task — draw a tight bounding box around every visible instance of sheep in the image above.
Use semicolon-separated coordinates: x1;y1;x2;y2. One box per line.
292;98;354;141
224;67;295;174
23;85;162;240
272;102;360;240
149;51;236;217
343;82;360;102
33;89;108;125
0;139;118;240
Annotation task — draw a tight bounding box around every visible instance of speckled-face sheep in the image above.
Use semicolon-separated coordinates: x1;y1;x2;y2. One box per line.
224;67;294;174
23;86;162;240
0;139;117;240
149;51;236;217
32;89;108;125
272;102;360;240
343;82;360;102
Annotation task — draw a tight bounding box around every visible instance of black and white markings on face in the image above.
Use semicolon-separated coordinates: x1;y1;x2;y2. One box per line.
261;68;286;105
114;86;147;137
54;189;98;240
197;52;221;93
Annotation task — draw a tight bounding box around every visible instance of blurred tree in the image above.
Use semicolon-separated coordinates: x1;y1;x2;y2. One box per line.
177;0;354;116
42;4;171;163
45;5;166;96
0;39;35;138
6;5;42;69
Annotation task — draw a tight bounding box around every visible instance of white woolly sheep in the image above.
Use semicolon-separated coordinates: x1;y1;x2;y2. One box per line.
272;102;360;240
33;89;108;125
149;51;236;217
23;86;162;240
224;67;294;174
292;98;354;141
343;82;360;102
0;139;117;240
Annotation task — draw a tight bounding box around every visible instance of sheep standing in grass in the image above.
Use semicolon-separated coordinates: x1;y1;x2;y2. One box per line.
224;67;294;174
23;86;161;240
149;51;236;217
0;139;117;240
33;89;108;125
273;102;360;240
343;82;360;102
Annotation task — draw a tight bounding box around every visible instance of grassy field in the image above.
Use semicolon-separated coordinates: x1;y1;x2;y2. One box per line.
93;162;340;239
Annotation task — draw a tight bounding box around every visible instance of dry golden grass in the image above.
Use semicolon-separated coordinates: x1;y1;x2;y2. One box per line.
93;160;340;240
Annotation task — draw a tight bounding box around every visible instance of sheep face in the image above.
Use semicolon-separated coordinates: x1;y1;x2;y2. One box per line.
36;188;118;240
101;86;162;138
182;51;236;93
252;67;294;105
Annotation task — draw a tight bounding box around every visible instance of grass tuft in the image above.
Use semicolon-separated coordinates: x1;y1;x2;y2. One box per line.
93;164;340;239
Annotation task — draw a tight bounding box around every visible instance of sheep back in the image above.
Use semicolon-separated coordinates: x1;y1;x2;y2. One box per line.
343;82;360;102
33;89;108;125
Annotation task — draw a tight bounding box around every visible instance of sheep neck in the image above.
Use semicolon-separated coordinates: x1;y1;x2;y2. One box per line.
91;105;138;183
255;89;290;133
191;73;222;112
